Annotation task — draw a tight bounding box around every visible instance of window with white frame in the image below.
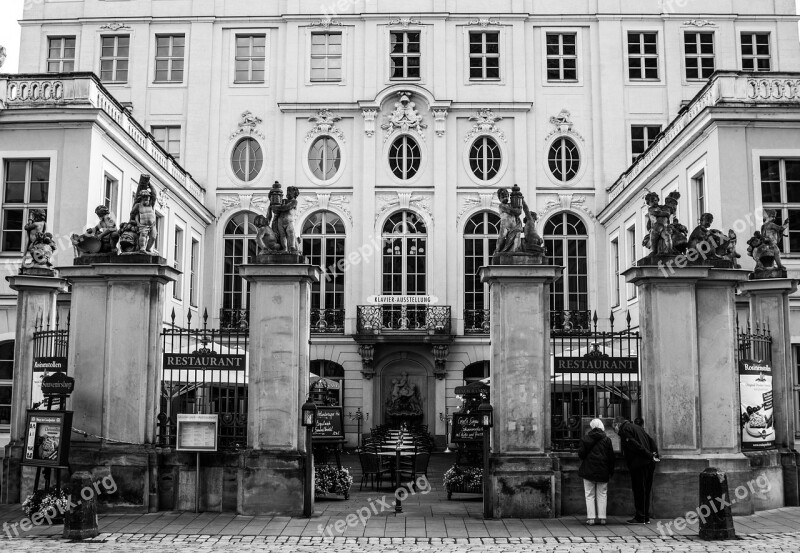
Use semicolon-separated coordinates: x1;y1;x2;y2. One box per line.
693;172;706;222
546;33;577;81
2;159;49;253
190;238;199;308
390;31;420;80
545;212;588;313
103;175;118;218
627;32;658;80
308;137;341;181
231;138;263;182
311;32;342;82
388;135;421;181
469;136;502;181
760;158;800;253
47;36;76;73
155;34;185;83
464;212;500;331
0;341;13;427
382;211;427;296
235;34;266;83
173;226;184;300
741;33;771;72
611;237;620;307
627;225;637;299
631;125;662;163
223;212;258;317
155;214;163;252
684;32;715;80
151;126;181;161
548;137;580;183
301;211;346;312
469;31;500;80
100;35;130;83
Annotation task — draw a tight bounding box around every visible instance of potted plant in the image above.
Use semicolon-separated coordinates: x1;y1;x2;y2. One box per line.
444;464;483;499
22;487;70;523
314;465;353;500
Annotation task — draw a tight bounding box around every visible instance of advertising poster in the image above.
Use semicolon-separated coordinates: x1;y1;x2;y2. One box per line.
739;359;776;450
31;356;68;408
22;410;72;467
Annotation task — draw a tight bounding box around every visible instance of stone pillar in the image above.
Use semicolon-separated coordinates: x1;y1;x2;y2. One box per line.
624;266;753;516
238;261;320;515
57;261;178;512
479;264;562;518
739;279;799;506
1;272;68;504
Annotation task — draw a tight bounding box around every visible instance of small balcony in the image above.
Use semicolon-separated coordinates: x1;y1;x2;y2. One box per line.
464;309;491;334
357;305;452;335
311;308;345;334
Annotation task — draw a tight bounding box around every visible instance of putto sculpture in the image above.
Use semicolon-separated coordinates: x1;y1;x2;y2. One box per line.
72;205;119;256
493;184;545;264
23;209;56;269
747;210;788;279
254;181;301;258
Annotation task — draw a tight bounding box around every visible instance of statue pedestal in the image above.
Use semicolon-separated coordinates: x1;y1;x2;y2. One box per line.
1;272;68;504
57;261;178;512
238;262;320;515
625;266;754;516
480;264;562;518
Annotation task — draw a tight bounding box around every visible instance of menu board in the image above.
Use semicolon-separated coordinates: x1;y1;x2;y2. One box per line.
23;410;73;467
312;407;344;442
451;413;484;442
739;360;776;451
176;414;218;452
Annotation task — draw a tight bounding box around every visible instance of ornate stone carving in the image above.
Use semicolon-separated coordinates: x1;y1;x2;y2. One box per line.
748;210;788;279
375;191;433;224
432;345;449;380
0;46;6;69
129;177;159;254
311;18;343;29
389;18;421;27
23;209;56;269
381;92;427;142
218;195;242;215
468;18;501;27
546;109;584;142
230;110;265;140
457;193;500;224
72;206;119;258
641;191;688;260
432;109;448;137
464;108;506;143
537;194;595;220
296;192;353;225
683;20;716;27
746;78;800;101
358;344;375;379
386;371;423;416
99;23;132;31
362;109;378;138
259;181;300;254
306;109;345;142
494;185;544;263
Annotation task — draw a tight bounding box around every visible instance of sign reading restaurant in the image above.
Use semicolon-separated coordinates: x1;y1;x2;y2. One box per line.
163;351;246;370
367;295;439;305
554;357;639;374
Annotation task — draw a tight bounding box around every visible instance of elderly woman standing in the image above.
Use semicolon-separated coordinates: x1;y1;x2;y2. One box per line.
578;418;616;525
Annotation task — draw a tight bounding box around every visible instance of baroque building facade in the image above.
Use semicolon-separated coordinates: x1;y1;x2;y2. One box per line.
1;0;800;453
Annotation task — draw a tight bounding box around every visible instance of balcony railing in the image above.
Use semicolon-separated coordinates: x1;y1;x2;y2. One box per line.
311;308;345;334
220;308;249;331
550;310;593;334
357;305;451;335
464;309;490;334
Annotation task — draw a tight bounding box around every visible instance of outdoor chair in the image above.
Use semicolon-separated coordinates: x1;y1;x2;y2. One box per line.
358;450;390;490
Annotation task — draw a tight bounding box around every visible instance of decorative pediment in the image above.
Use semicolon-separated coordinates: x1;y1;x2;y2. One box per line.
545;109;584;142
381;92;427;142
306;109;345;142
464;109;506;143
230;111;265;140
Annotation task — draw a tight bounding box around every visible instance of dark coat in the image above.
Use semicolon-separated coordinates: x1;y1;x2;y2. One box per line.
618;421;659;469
578;428;616;483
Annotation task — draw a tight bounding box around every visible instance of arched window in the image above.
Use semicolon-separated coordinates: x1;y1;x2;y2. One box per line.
388;135;421;180
0;340;13;426
222;212;258;328
310;360;345;406
545;212;588;314
301;211;346;332
548;137;580;183
469;137;502;181
231;138;263;182
382;211;427;295
308;137;341;181
464;211;500;332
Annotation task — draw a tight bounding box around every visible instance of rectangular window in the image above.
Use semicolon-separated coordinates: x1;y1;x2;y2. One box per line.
390;31;420;80
0;385;10;425
155;214;164;252
684;32;715;80
47;36;76;73
611;238;620;307
310;32;342;82
546;33;577;81
235;34;266;83
741;33;771;72
469;31;500;80
694;172;706;219
2;159;49;253
103;175;118;218
627;226;637;299
173;227;184;300
151;126;181;161
190;238;199;307
628;32;658;80
100;35;130;83
760;158;800;254
155;34;185;83
631;125;662;163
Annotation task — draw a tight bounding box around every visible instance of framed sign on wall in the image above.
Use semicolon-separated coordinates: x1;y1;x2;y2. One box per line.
22;410;73;467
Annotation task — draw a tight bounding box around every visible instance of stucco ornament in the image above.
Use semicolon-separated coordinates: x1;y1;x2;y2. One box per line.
0;46;6;69
747;210;788;279
464;109;506;143
230;111;265;140
381;93;427;142
23;209;56;269
306;109;345;142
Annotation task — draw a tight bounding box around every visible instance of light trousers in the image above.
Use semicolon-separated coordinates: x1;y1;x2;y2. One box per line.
583;479;608;520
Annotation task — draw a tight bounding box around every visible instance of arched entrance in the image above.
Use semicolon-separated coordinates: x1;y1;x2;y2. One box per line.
376;356;435;428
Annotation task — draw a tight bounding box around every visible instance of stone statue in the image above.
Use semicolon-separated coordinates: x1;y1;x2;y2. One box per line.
760;209;787;271
747;228;787;279
117;222;139;254
494;187;523;254
643;191;688;257
270;185;300;253
724;229;742;268
130;189;158;254
23;209;56;268
254;214;280;253
386;371;423;417
522;201;545;256
688;213;720;259
72;205;119;256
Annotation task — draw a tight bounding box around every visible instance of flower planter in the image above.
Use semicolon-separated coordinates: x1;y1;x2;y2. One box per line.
445;483;483;500
443;464;483;500
314;465;352;500
22;488;70;523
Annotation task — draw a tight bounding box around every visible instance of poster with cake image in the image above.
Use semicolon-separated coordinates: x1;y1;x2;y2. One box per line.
739;359;775;450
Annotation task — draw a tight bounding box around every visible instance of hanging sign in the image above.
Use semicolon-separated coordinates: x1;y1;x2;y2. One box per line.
739;359;776;451
366;295;439;305
22;410;73;467
41;371;75;396
163;352;246;370
451;413;484;443
176;414;218;451
554;357;639;373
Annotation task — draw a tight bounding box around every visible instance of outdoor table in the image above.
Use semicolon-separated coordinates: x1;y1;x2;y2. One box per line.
378;450;415;513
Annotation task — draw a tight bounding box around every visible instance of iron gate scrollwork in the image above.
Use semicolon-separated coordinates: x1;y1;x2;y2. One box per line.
550;311;642;451
159;309;248;450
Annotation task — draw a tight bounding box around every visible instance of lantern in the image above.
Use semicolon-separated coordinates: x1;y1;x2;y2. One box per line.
269;180;284;206
478;400;493;428
510;184;523;210
301;397;318;427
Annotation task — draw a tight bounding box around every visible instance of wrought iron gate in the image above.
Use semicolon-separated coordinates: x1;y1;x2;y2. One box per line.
736;318;772;365
158;309;248;450
550;311;642;451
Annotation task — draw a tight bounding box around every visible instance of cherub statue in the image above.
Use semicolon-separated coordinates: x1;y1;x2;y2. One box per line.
688;213;721;258
494;187;523;254
643;192;673;255
24;209;47;254
23;209;56;268
724;229;741;268
254;214;280;253
521;200;545;255
130;189;158;254
72;205;120;256
271;186;300;253
117;222;140;254
760;209;787;270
